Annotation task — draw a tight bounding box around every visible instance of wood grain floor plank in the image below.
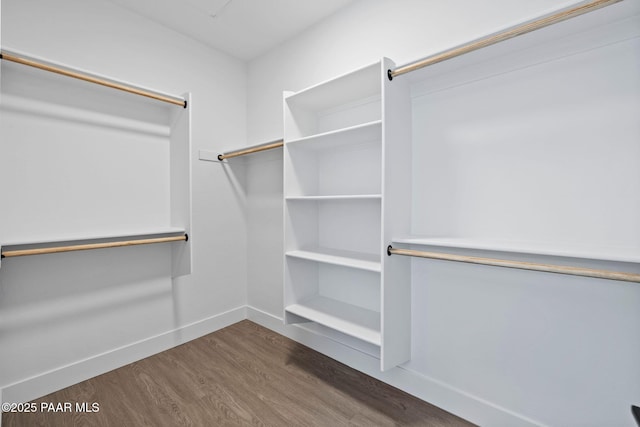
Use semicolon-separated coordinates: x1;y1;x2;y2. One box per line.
211;328;357;423
3;320;475;426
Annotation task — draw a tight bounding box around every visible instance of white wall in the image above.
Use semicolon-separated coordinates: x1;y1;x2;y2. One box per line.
245;1;640;426
0;0;248;402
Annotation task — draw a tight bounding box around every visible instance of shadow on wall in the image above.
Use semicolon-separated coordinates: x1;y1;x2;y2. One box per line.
0;244;173;331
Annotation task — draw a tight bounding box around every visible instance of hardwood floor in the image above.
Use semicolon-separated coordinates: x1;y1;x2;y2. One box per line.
3;320;475;426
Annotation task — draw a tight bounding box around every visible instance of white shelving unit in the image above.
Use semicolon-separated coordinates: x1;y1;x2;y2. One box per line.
286;248;381;272
283;58;412;371
286;296;381;345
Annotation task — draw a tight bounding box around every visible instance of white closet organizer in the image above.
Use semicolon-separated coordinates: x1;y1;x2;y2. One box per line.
283;58;412;371
0;51;192;277
392;2;640;274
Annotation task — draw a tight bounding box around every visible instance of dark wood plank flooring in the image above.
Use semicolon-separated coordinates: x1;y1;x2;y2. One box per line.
3;320;475;426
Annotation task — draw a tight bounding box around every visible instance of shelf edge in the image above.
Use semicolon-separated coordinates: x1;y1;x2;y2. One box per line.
286;120;382;146
286;250;381;272
285;303;381;346
1;228;187;249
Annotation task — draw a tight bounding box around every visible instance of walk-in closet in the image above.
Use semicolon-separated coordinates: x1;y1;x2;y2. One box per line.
1;0;639;426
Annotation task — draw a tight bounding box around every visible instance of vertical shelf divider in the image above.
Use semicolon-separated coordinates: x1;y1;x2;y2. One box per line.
380;57;412;370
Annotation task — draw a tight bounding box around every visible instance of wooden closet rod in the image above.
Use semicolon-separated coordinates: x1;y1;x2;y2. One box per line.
218;139;284;161
0;51;187;108
388;0;622;80
386;246;640;283
1;234;188;258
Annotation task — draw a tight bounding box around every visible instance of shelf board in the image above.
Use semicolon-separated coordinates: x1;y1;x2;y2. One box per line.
392;236;640;264
286;120;382;150
286;194;381;201
286;295;381;346
285;61;381;112
1;227;186;249
286;247;381;272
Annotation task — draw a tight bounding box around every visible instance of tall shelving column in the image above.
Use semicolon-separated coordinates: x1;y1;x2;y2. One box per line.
283;58;411;371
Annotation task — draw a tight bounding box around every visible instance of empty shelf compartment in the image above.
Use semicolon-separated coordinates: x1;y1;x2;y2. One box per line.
286;295;381;346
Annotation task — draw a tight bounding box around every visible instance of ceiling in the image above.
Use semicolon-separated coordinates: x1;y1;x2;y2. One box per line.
107;0;356;61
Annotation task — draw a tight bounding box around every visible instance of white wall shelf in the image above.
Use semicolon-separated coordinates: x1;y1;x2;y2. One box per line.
285;62;381;113
0;229;187;268
286;248;381;272
284;57;412;371
286;296;381;346
284;62;382;140
285;122;381;197
286;199;381;256
393;236;640;264
286;120;382;149
285;195;381;201
0;228;186;248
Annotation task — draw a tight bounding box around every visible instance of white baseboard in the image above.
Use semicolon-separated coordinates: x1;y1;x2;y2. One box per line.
1;306;247;405
246;305;546;427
